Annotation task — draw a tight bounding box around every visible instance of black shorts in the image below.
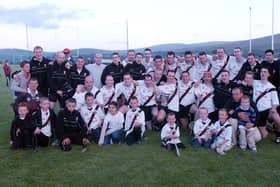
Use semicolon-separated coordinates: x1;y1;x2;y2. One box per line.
178;104;192;119
141;105;156;121
258;109;270;127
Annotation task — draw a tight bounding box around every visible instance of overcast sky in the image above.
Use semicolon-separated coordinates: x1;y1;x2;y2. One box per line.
0;0;279;51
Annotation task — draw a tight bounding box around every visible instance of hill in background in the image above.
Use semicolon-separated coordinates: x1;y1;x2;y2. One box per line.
0;34;279;63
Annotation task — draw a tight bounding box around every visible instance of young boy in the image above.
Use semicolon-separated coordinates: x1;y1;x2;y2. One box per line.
32;97;56;148
234;95;258;152
10;102;35;149
124;96;145;145
80;92;104;144
55;98;90;151
211;108;232;155
101;101;124;145
191;107;213;148
72;84;86;111
161;112;185;151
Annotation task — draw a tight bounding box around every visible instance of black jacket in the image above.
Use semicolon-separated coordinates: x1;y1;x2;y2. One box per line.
213;80;238;109
14;92;42;114
235;61;262;80
48;61;71;93
30;56;52;96
32;109;56;133
262;60;280;88
10;114;35;141
124;62;146;80
70;65;90;90
55;109;87;140
101;62;124;85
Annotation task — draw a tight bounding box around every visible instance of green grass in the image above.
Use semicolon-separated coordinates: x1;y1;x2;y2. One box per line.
1;66;280;186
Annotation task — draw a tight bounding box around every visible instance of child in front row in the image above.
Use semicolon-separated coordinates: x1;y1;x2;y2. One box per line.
211;108;232;155
32;97;56;148
191;107;213;148
10;102;35;149
234;95;258;152
161;112;186;151
124;96;145;145
103;101;124;144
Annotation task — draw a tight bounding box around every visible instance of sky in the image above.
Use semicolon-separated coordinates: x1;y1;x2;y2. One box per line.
0;0;279;51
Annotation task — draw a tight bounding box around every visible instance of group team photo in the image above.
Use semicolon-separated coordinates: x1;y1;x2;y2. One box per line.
4;46;280;156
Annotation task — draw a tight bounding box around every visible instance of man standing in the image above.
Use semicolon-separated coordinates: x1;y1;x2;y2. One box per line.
236;53;262;81
124;53;146;80
29;46;52;97
142;48;153;71
122;49;136;67
101;52;124;85
86;53;106;89
261;49;280;89
228;47;246;81
70;56;90;90
48;52;73;110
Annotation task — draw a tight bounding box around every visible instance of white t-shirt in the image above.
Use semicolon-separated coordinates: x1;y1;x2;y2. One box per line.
103;111;124;135
253;80;279;112
40;109;52;137
161;123;181;144
158;82;179;112
124;108;145;136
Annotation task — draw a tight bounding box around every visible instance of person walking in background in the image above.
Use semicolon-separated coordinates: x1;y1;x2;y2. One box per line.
3;60;12;87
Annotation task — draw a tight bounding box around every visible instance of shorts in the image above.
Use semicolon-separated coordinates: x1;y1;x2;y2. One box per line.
178;104;192;119
141;105;156;121
258;109;270;127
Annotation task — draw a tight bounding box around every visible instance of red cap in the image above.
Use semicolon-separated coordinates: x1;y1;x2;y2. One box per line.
63;48;71;54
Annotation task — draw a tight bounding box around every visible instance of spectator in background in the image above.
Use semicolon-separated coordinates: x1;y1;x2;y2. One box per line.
86;53;106;89
3;60;12;87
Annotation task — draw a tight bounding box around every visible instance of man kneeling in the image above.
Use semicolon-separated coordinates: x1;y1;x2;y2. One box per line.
55;98;90;151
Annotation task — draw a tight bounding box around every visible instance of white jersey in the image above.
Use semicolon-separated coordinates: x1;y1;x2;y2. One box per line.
161;123;181;144
99;86;116;108
40;109;52;137
73;92;86;111
228;56;246;80
253;80;279;112
115;82;139;104
193;118;212;139
142;58;154;71
210;56;229;79
211;120;232;146
139;84;157;106
158;82;179;112
178;61;196;80
124;108;145;136
103;111;124;135
80;104;104;129
193;61;212;82
178;80;196;106
81;87;104;106
194;83;215;113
